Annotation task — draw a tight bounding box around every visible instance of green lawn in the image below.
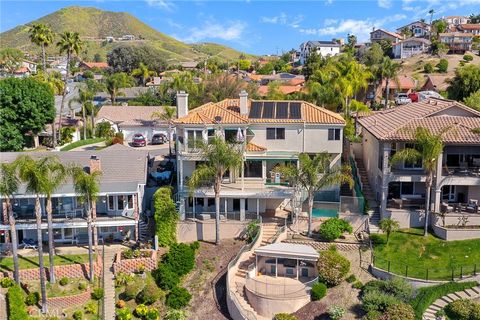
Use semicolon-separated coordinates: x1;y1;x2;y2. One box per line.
0;254;91;272
373;228;480;280
60;138;105;151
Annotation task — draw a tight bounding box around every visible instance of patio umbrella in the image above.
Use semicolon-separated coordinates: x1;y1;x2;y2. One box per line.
202;129;208;142
236;128;244;142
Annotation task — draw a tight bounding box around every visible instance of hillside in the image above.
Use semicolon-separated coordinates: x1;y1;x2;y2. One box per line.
0;6;254;63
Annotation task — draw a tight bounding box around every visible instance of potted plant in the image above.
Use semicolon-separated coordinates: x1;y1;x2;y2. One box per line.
137;264;146;278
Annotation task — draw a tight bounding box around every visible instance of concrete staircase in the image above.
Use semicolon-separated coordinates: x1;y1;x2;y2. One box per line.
423;284;480;320
138;218;152;242
354;156;381;233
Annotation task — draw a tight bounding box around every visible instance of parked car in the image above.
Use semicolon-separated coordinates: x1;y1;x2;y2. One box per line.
132;133;147;147
394;93;412;105
151;133;167;145
408;92;418;102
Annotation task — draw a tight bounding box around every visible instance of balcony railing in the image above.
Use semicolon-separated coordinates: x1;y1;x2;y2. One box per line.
443;166;480;178
11;209;135;223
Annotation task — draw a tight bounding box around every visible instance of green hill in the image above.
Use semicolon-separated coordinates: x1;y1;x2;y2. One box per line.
0;6;255;63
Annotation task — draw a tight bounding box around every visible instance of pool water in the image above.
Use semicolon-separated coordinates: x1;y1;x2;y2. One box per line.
312;208;338;218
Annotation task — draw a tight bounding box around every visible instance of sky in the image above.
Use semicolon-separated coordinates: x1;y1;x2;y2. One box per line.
1;0;479;55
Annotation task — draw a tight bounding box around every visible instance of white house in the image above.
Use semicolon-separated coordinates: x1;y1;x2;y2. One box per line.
396;21;430;38
299;41;341;65
393;37;431;59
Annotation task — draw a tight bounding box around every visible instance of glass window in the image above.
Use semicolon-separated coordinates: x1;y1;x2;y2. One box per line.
276;128;285;139
207;198;215;207
127;195;133;209
301;268;309;277
108;196;115;211
286;268;294;276
328;128;341;140
244;160;262;178
233;199;240;211
266;128;276;140
270;265;276;275
117;195;125;210
401;182;414;195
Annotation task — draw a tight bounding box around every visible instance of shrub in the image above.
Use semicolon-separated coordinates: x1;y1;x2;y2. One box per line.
116;300;126;309
73;310;83;320
423;62;434;73
437;59;448;73
275;314;298;320
162;243;196;276
116;307;132;320
91;287;104;300
246;220;260;243
95;121;115;138
190;240;200;251
361;290;401;313
7;285;29;320
123;280;143;300
59;277;69;286
370;234;386;245
154;186;178;247
318;218;352;241
115;272;135;287
153;263;180;290
471;303;480;320
25;292;40;306
311;282;327;301
445;299;478;320
136;282;165;305
145;307;160;320
362;278;412;302
346;274;356;283
78;281;88;291
1;277;15;288
84;301;98;314
134;304;148;317
385;303;415;320
327;305;346;320
164;309;188;320
353;281;364;289
317;246;350;286
166;286;192;309
464;54;474;62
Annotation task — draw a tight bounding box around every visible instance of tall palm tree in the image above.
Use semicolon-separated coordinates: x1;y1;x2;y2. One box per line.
390;126;451;236
151;106;176;157
279;153;353;236
28;23;54;72
105;72;134;105
33;71;64;95
429;9;435;42
380;57;402;109
57;31;83;145
69;88;94;140
72;167;101;282
16;155;48;313
38;156;68;284
188;136;243;244
0;162;20;284
132;62;156;86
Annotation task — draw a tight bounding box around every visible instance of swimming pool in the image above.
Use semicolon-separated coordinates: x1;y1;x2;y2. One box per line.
312;208;338;218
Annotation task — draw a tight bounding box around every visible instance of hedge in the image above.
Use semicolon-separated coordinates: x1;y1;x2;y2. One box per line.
153;187;178;247
7;284;29;320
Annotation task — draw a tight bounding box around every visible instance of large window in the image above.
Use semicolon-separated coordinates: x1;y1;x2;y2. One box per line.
266;128;285;140
328;128;341;140
244;160;262;178
187;130;203;148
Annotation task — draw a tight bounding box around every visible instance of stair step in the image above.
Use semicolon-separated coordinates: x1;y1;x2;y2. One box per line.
471;286;480;294
464;288;478;297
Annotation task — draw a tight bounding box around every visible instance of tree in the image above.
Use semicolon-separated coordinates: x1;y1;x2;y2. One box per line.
0;162;20;284
238;59;251;71
107;45;167;74
153;187;178;246
266;81;286;100
105;72;134;104
447;64;480;101
16;155;48;313
72;166;101;282
151;106;176;156
33;71;64;95
400;27;413;38
279;153;353;236
379;218;400;242
85;79;105;134
28;24;54;71
257;62;274;75
437;59;448;73
470;13;480;24
203;73;248;103
0;77;55;151
188;137;243;244
57;31;84;147
464;90;480;111
390;127;451;236
303;51;325;80
132;62;156;86
432;20;447;37
93;53;103;62
69;88;94;139
380;57;402;109
0;48;24;74
428;9;435;42
378;39;393;56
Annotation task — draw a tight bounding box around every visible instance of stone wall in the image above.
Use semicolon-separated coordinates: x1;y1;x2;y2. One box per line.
112;250;158;274
432;224;480;241
46;288;92;311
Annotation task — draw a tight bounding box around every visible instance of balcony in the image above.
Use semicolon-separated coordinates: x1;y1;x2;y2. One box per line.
443;167;480;178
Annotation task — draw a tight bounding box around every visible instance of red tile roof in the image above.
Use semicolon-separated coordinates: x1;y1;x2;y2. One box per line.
381;75;416;90
82;62;109;69
246;142;267;152
257;85;303;96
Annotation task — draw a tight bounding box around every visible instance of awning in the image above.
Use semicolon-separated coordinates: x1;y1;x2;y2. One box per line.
255;243;319;261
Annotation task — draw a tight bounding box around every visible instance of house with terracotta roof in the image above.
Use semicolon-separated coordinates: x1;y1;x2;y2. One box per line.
421;75;452;92
79;61;109;70
439;32;474;53
173;91;345;220
378;75;417;99
356;98;480;233
370;29;403;44
457;24;480;35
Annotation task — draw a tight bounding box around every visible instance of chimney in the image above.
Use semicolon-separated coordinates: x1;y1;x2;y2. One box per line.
239;90;248;116
176;91;189;118
90;155;101;173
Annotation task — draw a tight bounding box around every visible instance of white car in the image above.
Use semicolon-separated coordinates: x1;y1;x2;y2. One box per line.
394;93;412;105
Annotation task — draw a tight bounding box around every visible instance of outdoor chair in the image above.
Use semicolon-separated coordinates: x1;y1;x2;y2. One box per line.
441;202;453;213
466;199;478;213
19;239;38;250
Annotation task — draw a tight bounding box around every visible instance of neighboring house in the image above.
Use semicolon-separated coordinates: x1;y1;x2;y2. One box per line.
444;16;470;26
421;75;452;92
392;37;431;59
120;34;135;41
95;86;151;104
79;61;109;70
298;40;341;65
96;105;171;141
457;24;480;35
0;144;149;246
39;116;84;147
180;61;199;70
379;75;417;98
356;98;480;229
249;73;305;86
370;29;403;44
439;32;474;53
174;90;345;220
396;21;430;38
257;85;303;97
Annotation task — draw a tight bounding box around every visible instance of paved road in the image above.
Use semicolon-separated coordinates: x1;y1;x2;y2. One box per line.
55;82;81;116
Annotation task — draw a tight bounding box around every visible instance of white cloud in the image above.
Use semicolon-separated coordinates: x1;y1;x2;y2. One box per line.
325;0;333;4
145;0;175;11
178;19;247;43
378;0;392;9
260;13;304;28
166;19;182;29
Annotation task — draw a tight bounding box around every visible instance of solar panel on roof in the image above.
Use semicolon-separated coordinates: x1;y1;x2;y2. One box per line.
249;101;263;118
262;102;275;118
289;102;302;119
276;102;289;119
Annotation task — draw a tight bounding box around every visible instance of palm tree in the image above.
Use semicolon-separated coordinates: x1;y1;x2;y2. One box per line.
57;31;83;145
0;162;20;284
69;88;94;140
279;153;354;236
106;72;134;104
151;106;176;156
38;156;68;284
379;218;400;243
28;23;54;72
188;136;243;244
72;167;101;282
132;62;156;86
429;9;435;42
16;155;48;313
390;126;451;236
380;57;402;109
33;71;64;95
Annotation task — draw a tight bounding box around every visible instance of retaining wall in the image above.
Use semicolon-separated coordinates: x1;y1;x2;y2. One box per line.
432;224;480;241
177;220;248;242
112;250;158;274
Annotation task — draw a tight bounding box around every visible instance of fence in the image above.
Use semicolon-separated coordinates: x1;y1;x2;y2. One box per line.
373;255;479;281
245;276;318;298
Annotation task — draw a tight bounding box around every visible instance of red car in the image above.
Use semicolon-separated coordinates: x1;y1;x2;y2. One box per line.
132;133;147;147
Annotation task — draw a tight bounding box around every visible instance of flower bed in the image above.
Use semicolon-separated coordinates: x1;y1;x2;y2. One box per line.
113;249;158;274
